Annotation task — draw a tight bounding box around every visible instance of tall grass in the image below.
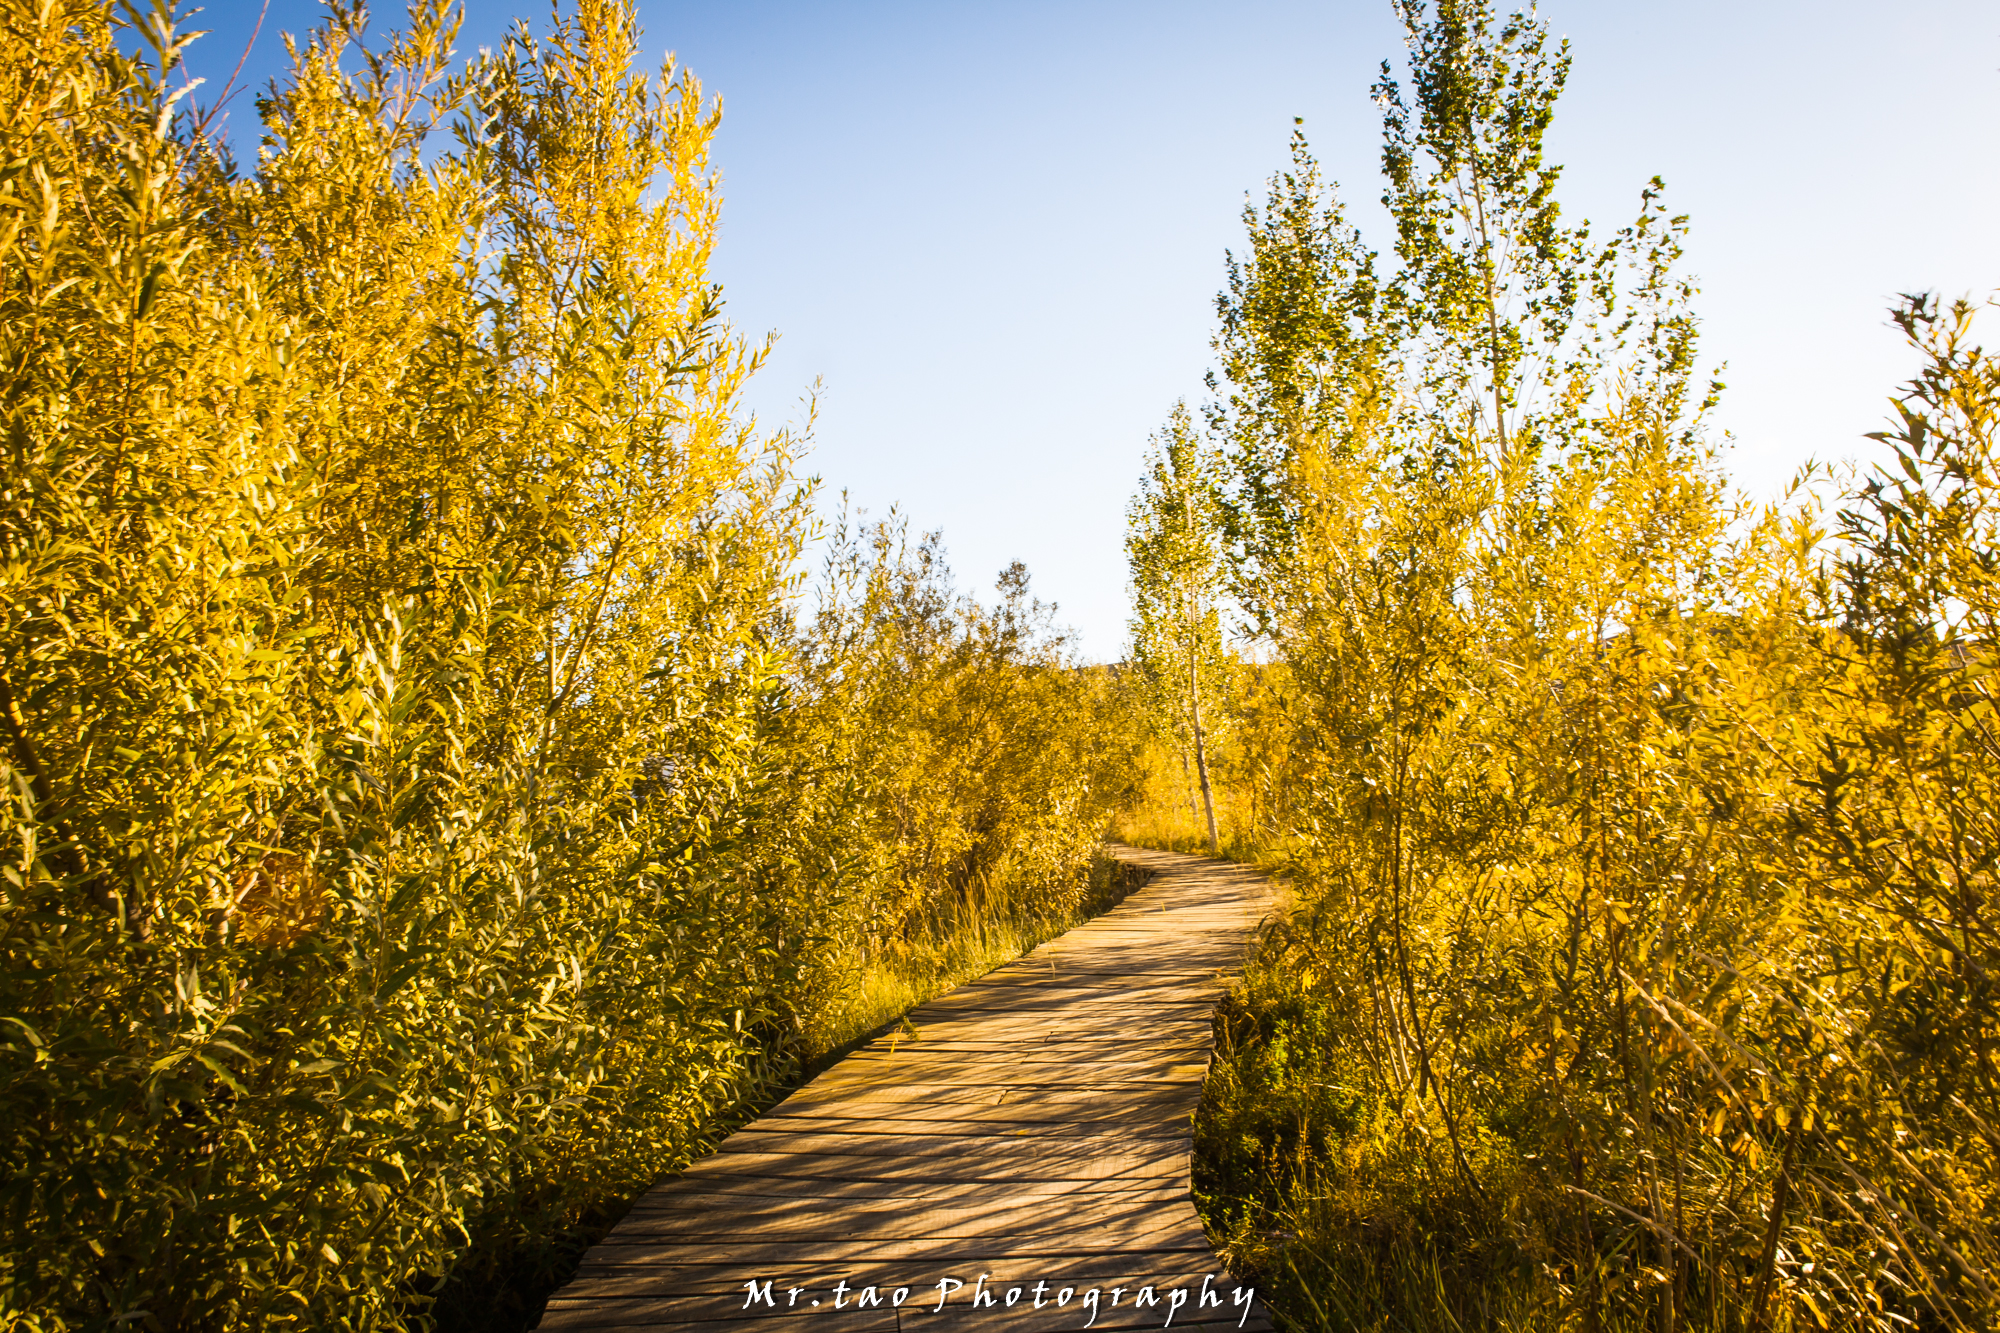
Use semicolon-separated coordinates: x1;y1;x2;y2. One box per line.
1116;660;1297;866
809;853;1151;1061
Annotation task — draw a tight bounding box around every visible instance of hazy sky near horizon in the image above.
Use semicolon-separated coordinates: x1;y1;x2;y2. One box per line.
179;0;2000;660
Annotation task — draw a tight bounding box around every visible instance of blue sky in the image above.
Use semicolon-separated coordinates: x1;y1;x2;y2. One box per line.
178;0;2000;660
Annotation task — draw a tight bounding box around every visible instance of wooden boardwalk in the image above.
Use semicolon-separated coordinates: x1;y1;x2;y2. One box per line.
538;846;1275;1333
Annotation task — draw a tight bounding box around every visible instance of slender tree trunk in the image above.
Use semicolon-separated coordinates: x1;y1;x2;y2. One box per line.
1178;744;1199;843
1188;626;1220;857
1467;176;1509;464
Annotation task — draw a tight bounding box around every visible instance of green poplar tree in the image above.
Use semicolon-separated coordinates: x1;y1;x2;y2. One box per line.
1374;0;1707;477
1127;405;1229;857
1210;123;1386;639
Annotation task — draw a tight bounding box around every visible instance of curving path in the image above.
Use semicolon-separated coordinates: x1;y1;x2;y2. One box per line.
538;846;1274;1333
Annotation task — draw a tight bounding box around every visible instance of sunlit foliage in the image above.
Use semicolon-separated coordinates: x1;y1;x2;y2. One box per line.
1143;2;2000;1330
788;513;1144;1052
0;0;1134;1326
1127;406;1231;855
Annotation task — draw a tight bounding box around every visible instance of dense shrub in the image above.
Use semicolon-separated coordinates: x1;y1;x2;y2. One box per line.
1191;296;2000;1333
0;1;1137;1326
777;513;1144;1052
1127;3;2000;1328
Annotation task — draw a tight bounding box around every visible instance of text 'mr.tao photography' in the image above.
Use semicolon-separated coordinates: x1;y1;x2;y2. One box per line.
741;1273;1256;1328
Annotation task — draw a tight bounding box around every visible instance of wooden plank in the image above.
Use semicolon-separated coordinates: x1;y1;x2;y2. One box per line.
857;1035;1215;1053
606;1195;1199;1242
563;1257;1253;1296
594;1213;1213;1248
851;1027;1216;1042
885;1021;1216;1041
732;1104;1194;1128
762;1091;1198;1122
964;961;1241;978
857;1040;1212;1059
827;1043;1213;1061
740;1105;1195;1134
576;1232;1221;1267
797;1058;1211;1086
712;1128;1168;1144
674;1148;1187;1184
916;974;1226;992
621;1185;1191;1216
631;1179;1188;1207
617;1187;1193;1221
817;1043;1213;1063
595;1196;1212;1243
903;991;1222;1007
775;1080;1207;1109
835;1042;1213;1059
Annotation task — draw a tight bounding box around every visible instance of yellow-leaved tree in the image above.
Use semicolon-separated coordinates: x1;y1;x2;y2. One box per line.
0;0;827;1324
1126;405;1232;855
1178;3;1999;1331
0;2;1147;1325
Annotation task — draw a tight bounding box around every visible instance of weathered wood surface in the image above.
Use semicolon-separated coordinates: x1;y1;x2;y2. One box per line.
539;846;1274;1333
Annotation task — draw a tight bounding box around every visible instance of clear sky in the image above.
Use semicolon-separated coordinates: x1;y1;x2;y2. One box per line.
178;0;2000;660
